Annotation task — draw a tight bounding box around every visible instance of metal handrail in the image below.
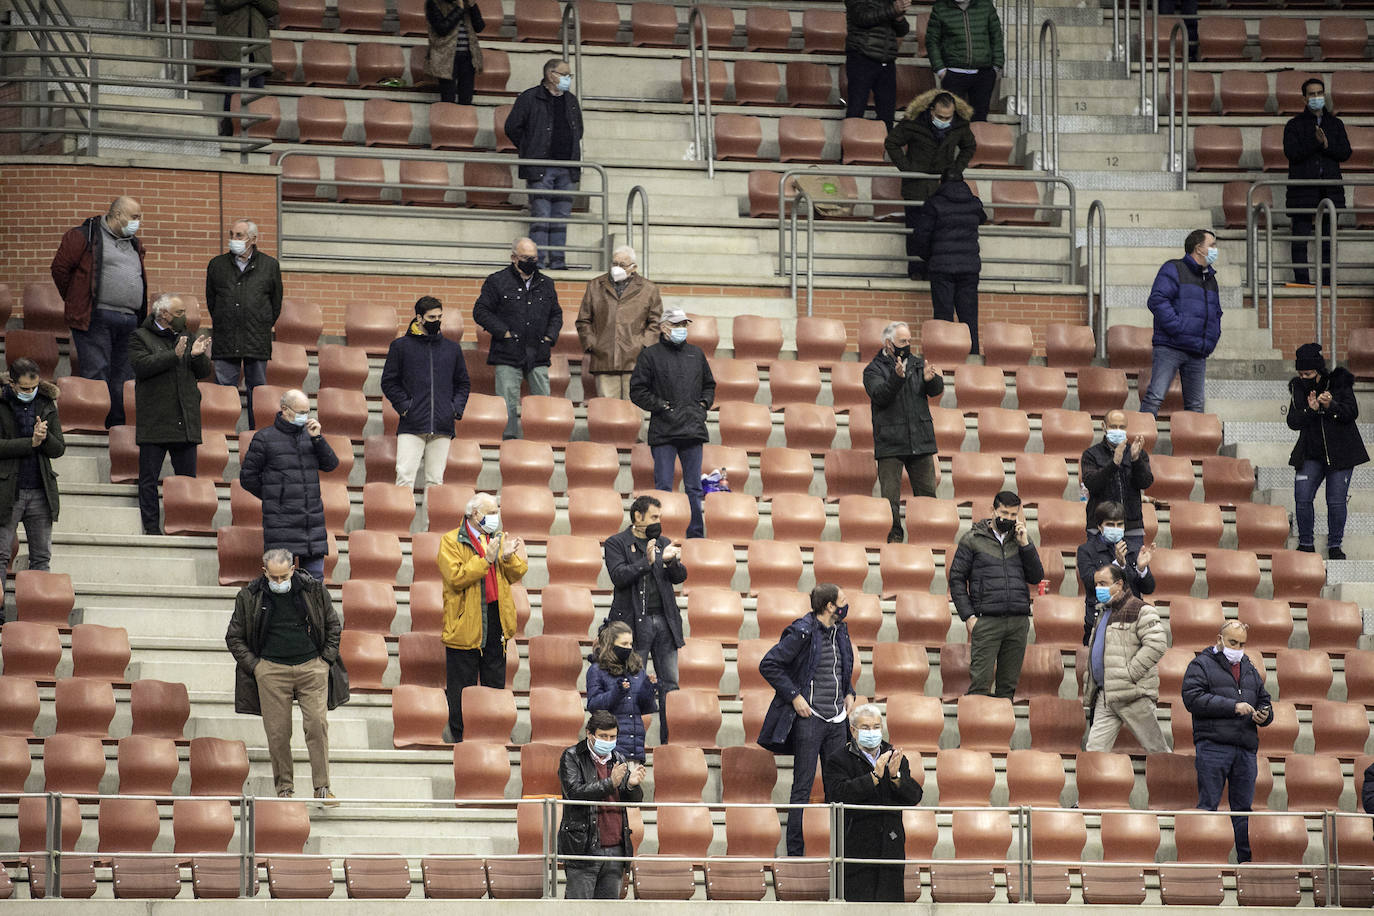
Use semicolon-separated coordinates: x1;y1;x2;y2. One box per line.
1314;197;1340;362
625;185;649;276
1144;0;1157;120
1037;19;1058;173
1165;21;1189;185
788;190;816;313
1009;0;1032;117
686;5;715;177
560;1;584;105
1087;199;1107;359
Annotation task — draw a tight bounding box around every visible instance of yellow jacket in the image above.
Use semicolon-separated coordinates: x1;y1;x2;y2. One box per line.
438;523;528;651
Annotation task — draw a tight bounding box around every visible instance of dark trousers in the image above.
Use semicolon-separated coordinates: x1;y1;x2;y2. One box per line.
785;713;847;856
903;205;926;280
845;52;897;129
844;863;905;902
563;843;625;898
444;600;506;741
1158;0;1199;60
1291;206;1339;286
941;67;998;122
651;441;704;538
438;51;476;105
214;357;267;429
73;308;138;428
929;272;980;354
222;67;266;110
1294;458;1352;551
967;614;1030;698
633;613;679;744
138;443;197;533
1194;738;1256;862
877;453;937;540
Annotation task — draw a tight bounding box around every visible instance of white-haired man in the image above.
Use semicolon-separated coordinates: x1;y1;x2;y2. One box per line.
129;294;212;535
437;492;528;741
576;245;662;400
205;218;283;430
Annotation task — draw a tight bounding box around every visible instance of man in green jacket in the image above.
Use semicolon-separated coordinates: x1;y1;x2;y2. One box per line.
205;218;282;429
925;0;1004;122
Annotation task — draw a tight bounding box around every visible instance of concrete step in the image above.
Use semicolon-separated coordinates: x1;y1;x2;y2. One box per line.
1060;168;1183;193
97;91;220;137
1056;148;1166;172
189;713;373;748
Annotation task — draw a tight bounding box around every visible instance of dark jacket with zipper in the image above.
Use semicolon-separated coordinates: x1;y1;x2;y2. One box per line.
1181;646;1272;752
824;738;924;900
50;216;148;333
884;89;977;203
204;247;283;361
925;0;1005;72
1286;368;1369;471
947;518;1044;621
239;412;339;557
1147;254;1222;357
629;337;716;446
129;315;212;445
845;0;910;62
604;525;688;646
758;613;856;754
1283;106;1351;211
225;570;347;716
1076;535;1155;646
585;656;658;762
863;347;943;459
381;318;471;437
214;0;278;64
473;264;562;371
557;739;643;856
1079;438;1154;532
910;179;987;275
0;378;64;523
504;83;584;182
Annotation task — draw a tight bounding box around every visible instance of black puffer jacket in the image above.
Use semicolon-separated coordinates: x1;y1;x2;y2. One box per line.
239;413;340;557
947;518;1044;621
910;179;987;275
1080;439;1154;532
557;739;643;856
204;248;283;361
129;316;212;446
381;318;471;437
1286;368;1369;471
504;84;584;182
473;264;562;371
884;89;977;203
629;336;716;446
1181;647;1272;751
1075;535;1155;646
863;348;944;459
1283;107;1351;211
845;0;910;62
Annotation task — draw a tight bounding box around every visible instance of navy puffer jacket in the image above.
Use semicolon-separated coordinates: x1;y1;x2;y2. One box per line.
1147;255;1222;357
1181;647;1272;752
239;413;339;558
380;318;471;438
910;179;987;275
585;656;657;762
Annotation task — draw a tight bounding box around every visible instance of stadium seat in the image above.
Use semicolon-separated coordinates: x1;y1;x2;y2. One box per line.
969;121;1014;167
755;589;808;639
5;329;58;377
1;620;61;679
1167;501;1223;551
756;446;812;497
841;117;887;164
938;642;971;700
1269;548;1326;600
1159;812;1231;905
54;676;116;737
975;407;1029;456
70;623;130;683
777;116;829;162
0;677;39;738
930;809;1009;903
891;592;949;645
981;322;1033;369
1038;408;1094;459
535;584;595;639
1075;751;1135;809
678;638;726;691
951;452;1005;507
1218;70;1269;115
397;631;445;688
1319;17;1368;60
665;688;722;748
116;734;178;796
1191;125;1243;171
1082;811;1159;904
1145;454;1196;502
1012;366;1067;414
1233;502;1290;553
871;642;931;701
1311;700;1371;758
1163;597;1224;649
428;102;479;151
1307;599;1362;652
1168;411;1222;459
1234;597;1292;651
1259;701;1299;759
714;114;763;159
953;364;1005;410
130;679;190;740
955;694;1014;751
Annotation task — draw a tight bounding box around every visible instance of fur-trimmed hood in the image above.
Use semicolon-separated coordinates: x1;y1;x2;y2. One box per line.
0;374;59;402
903;88;974;122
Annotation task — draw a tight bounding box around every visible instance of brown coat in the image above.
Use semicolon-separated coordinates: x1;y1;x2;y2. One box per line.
575;272;663;374
425;0;484;79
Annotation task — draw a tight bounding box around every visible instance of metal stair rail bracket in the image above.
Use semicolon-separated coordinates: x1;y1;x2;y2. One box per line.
1036;18;1058;174
624;185;649;276
1165;21;1189;185
1314;197;1340;363
8;0;91;146
687;5;715;177
1087;199;1107;359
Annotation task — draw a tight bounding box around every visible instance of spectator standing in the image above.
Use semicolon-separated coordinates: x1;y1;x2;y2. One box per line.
1363;761;1374;816
1080;409;1153;552
863;321;943;543
823;702;923;901
1284;78;1351;288
1140;229;1221;417
1181;621;1272;863
226;548;346;801
629;309;715;539
604;495;687;743
130;295;212;536
1158;0;1197;61
381;296;471;493
239;389;338;580
1286;342;1367;560
910;170;987;354
925;0;1004;122
51;196;147;429
473;238;562;440
1076;501;1156;647
844;0;911;129
759;583;857;857
215;0;276;134
437;492;527;742
0;358;64;616
205;218;282;430
884;90;976;280
425;0;484;105
575;245;662;400
558;709;646;898
505;59;583;270
1082;565;1170;753
947;491;1043;698
585;621;657;762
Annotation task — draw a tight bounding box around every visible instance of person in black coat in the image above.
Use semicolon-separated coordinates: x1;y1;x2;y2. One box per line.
472;238;562;440
558;709;646;898
910;170;987;354
823;702;924;901
205;218;282;430
1287;342;1368;560
239;388;339;580
505;59;583;270
1080;408;1154;552
629;309;715;539
1283;78;1351;286
381;296;471;493
604;494;687;744
1076;500;1156;646
585;621;657;762
0;360;64;617
1363;761;1374;817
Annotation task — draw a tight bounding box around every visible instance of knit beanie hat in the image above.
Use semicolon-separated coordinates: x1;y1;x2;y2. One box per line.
1295;342;1325;372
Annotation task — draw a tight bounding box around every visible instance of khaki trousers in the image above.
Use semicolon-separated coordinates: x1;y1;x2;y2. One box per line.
1084;692;1171;754
396;432;451;489
254;657;331;795
593;372;632;400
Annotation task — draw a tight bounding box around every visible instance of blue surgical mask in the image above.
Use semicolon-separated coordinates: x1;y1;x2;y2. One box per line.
591;737;616;757
931;116;952;130
1101;525;1124;544
1095;585;1114;604
1205;247;1219;265
667;327;689;344
556;74;572;92
268;578;292;594
290;413;308;427
1308;96;1325;112
1104;428;1127;446
122;219;140;237
856;727;882;749
14;388;36;403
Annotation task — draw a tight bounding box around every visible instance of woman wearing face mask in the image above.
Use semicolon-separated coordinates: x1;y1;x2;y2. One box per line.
1075;501;1155;646
1081;565;1170;754
1286;342;1367;560
584;621;657;762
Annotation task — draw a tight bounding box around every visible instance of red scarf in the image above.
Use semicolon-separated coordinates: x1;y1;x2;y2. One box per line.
466;520;500;603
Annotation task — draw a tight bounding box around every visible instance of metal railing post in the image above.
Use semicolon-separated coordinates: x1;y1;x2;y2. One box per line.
45;792;61;899
687;6;714;176
1087;200;1106;359
1136;0;1148;117
829;803;842;901
560;2;583;109
87;54;99;157
542;798;557;898
1166;23;1187;183
1313;198;1339;362
1147;0;1157;121
1122;0;1131;78
1111;0;1121;61
625;185;649;276
1037;19;1058;173
239;794;254;897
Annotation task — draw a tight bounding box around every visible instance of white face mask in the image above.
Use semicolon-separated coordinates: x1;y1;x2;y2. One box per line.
267;578;291;594
1221;646;1244;665
122;219;140;237
610;265;629;283
480;512;501;534
229;238;248;256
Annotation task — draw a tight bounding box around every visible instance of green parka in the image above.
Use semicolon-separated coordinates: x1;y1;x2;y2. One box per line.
925;0;1005;72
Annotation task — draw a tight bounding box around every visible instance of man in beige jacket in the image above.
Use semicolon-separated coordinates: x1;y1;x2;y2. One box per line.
576;245;662;399
1082;564;1170;753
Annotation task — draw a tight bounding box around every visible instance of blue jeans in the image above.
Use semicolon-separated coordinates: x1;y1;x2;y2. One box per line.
297;554;325;581
1139;343;1206;416
785;713;848;856
563;843;625;899
214;358;268;429
1194;738;1256;862
528;167;575;267
651;441;704;538
492;364;550;440
1294;458;1352;550
73;308;139;427
633;613;679;744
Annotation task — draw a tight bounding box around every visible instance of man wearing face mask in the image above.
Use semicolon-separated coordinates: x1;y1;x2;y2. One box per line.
575;245;662;400
557;709;645;898
1141;229;1221;417
0;358;64;619
885;91;976;281
1076;501;1155;647
823;702;923;901
205;218;282;431
759;583;858;857
129;294;212;536
629;309;715;539
473;237;562;440
381;296;471;495
504;59;583;270
1284;77;1351;287
910;170;987;354
1082;565;1169;753
51;196;149;428
1079;409;1153;552
238;389;338;580
1181;621;1272;864
226;548;346;802
438;492;527;742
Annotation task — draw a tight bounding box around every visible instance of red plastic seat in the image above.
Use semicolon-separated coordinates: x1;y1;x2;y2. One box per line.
1311;700;1371;758
1319;17;1368;60
519;395;575;444
116;734;178;796
780;60;827;106
975;407;1029;455
0;621;60;679
951;452;1005;506
1257;16;1307;60
542;536;603;590
187;735;250;796
1013;454;1068;503
54;676;116;737
1168;411;1222;459
1012;365;1067;413
968;121;1014;167
839;117;887;165
129;679;190;740
981;322;1033;369
345;529;401;581
1307;599;1362;652
746;170;794;218
428;102;479;151
20;279;65;332
1200;455;1255;505
1269;548;1326;600
1198;17;1246;60
585;396;642;448
70;623;131;682
13;569;74;626
275;298;323;348
953;364;1006;409
1233;502;1289;553
1275;647;1334;704
1145;454;1196;503
759;446;814;496
811;540;868;593
1043;323;1095;370
800;8;844;51
5;329;58;377
535;585;595;639
1075;750;1136;809
1167;501;1223;551
777;116;829;162
565;487;625;540
1260;124;1289;171
630;1;678;45
714;114;763;160
921;319;972;366
664;687;722;748
1218;70;1269;115
1192;125;1243;171
745;6;791;49
1040;408;1095;459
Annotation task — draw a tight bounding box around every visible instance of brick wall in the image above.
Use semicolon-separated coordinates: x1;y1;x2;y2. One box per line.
1266;296;1374;362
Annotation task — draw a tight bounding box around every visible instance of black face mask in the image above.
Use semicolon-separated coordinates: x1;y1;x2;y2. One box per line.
994;516;1017;534
612;645;632;663
894;344;912;359
1301;375;1324;391
423;319;442;335
516;256;538;274
642;523;662;540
